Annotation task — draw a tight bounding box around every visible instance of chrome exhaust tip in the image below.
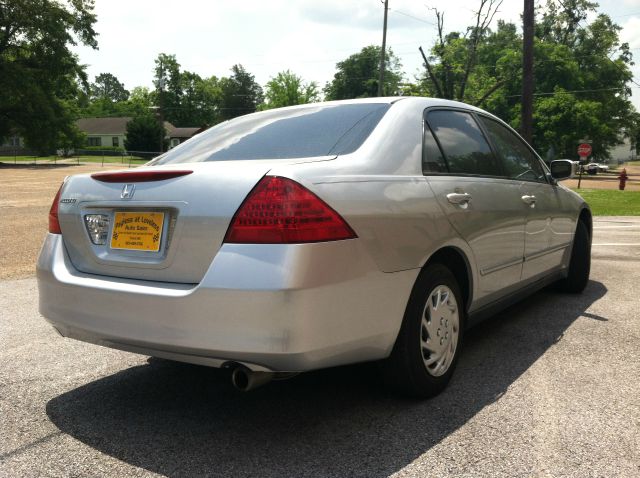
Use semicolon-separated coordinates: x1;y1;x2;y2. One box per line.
230;366;274;392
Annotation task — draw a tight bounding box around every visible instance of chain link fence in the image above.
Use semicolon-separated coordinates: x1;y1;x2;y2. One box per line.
0;148;163;167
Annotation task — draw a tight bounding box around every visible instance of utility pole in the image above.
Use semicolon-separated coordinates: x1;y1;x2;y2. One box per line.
377;0;389;97
522;0;534;144
157;57;165;154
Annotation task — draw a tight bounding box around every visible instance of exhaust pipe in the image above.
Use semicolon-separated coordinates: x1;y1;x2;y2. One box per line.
231;366;274;392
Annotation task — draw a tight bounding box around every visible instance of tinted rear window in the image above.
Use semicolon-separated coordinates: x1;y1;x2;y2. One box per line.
152;103;390;164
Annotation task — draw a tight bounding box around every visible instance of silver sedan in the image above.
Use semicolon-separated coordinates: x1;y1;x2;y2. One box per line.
37;97;591;397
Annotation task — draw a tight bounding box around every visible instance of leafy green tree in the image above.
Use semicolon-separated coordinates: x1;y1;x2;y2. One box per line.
91;73;129;103
124;114;165;156
418;0;504;102
0;0;97;153
419;0;636;159
154;53;182;125
262;70;319;109
219;64;264;120
175;72;221;126
324;45;403;100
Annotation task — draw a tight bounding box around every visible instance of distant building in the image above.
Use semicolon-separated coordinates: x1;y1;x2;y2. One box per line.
0;133;27;155
168;127;206;149
608;136;637;164
76;117;204;151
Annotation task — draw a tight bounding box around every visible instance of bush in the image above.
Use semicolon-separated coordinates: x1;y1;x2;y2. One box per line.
77;146;125;156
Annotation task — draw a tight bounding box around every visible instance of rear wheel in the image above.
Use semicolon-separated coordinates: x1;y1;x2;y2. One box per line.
381;263;464;398
556;220;591;293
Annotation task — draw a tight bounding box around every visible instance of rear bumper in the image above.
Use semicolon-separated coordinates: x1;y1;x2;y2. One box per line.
37;234;417;372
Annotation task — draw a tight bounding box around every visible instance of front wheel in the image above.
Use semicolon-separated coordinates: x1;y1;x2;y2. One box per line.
555;220;591;293
380;263;464;398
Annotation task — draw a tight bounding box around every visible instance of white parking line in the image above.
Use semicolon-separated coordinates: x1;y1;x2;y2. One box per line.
593;226;640;229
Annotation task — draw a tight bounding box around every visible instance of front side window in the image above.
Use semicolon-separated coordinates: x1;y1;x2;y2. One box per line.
152;103;390;165
479;116;546;183
426;110;501;176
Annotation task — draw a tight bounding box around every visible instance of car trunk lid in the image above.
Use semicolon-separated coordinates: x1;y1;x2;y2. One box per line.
57;159;333;283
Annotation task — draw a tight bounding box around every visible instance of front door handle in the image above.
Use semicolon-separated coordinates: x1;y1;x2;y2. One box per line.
447;192;472;205
521;195;536;206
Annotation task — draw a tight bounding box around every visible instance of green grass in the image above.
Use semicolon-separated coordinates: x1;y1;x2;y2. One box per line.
571;188;640;216
1;155;148;164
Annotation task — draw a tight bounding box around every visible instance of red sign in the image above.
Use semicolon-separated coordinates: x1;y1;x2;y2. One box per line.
578;143;592;158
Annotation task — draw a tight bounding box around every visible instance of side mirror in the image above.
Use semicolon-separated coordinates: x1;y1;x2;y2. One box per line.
550;160;574;181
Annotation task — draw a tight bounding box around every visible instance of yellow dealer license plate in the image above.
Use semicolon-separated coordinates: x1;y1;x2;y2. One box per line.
111;211;165;252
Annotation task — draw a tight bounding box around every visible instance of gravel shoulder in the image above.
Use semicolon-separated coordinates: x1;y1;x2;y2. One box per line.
0;163;116;280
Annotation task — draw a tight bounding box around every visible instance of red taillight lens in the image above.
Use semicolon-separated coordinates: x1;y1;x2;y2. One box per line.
224;176;357;244
91;170;193;182
48;183;64;234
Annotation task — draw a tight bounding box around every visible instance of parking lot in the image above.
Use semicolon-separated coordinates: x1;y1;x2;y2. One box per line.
1;165;639;477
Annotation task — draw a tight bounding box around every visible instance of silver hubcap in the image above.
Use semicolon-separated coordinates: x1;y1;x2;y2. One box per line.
420;285;459;377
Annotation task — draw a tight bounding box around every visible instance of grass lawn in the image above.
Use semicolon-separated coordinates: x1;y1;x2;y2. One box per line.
572;188;640;216
1;155;148;164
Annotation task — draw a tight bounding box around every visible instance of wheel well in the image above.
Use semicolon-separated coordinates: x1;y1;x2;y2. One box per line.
578;208;593;239
425;247;472;312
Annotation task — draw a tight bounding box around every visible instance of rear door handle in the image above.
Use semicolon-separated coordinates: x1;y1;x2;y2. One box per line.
447;193;472;205
521;195;536;206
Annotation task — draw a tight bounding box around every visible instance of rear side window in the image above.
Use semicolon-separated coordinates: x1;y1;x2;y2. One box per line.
423;125;447;173
478;116;546;183
426;110;501;176
151;103;390;164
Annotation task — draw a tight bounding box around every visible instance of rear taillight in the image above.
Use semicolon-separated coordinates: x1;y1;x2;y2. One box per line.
48;183;64;234
224;176;357;244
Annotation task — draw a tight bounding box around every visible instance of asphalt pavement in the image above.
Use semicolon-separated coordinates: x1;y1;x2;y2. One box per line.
1;217;639;477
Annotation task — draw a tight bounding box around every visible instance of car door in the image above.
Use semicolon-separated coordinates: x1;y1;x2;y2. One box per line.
423;109;526;307
476;115;572;281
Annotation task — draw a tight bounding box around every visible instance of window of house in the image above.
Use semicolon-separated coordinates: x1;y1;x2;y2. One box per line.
112;137;119;147
478;116;546;183
88;137;101;147
426;110;501;177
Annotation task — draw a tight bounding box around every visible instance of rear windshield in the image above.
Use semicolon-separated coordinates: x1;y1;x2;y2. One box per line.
151;103;390;164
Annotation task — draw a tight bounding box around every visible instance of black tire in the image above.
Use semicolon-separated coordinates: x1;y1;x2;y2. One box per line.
380;263;465;398
556;220;591;293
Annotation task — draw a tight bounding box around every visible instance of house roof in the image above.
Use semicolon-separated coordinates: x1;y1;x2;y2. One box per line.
76;117;177;135
170;127;204;139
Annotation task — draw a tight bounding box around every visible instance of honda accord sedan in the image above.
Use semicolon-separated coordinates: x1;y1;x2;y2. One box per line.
37;97;591;397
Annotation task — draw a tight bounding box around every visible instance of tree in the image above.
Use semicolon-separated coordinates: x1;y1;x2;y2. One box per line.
154;53;182;125
262;70;319;109
0;0;97;153
175;72;221;126
324;45;403;100
219;64;264;120
91;73;129;103
418;0;637;158
418;0;504;102
124;114;165;156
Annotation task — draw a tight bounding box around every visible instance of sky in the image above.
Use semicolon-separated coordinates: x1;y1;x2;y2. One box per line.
73;0;640;110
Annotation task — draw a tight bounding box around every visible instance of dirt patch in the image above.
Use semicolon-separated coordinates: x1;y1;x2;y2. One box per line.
0;163;117;280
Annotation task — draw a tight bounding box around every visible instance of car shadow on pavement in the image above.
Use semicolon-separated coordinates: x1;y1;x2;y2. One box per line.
46;280;607;478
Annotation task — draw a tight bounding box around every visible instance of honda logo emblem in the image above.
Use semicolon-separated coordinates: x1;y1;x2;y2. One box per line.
121;184;135;199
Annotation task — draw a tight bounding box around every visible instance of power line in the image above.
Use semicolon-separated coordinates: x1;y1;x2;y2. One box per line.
388;8;436;25
505;86;640;98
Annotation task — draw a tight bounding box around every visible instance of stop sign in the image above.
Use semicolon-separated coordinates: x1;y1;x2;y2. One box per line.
578;143;592;158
